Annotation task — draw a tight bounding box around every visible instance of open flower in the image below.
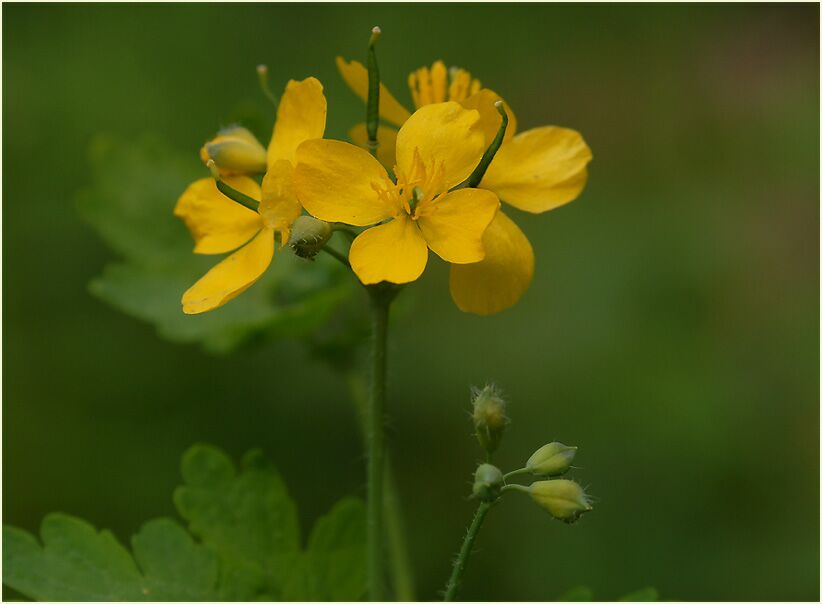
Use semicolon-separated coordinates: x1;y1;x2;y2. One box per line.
336;58;592;315
174;77;327;314
293;102;499;285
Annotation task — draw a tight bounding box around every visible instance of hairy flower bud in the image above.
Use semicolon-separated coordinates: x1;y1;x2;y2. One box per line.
472;463;504;502
288;216;333;259
472;385;508;454
526;442;577;477
200;126;267;175
529;479;592;523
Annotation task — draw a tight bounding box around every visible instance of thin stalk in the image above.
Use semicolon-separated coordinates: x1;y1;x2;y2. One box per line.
444;501;493;601
367;287;391;600
456;102;509;190
384;465;415;600
503;467;531;482
319;245;351;269
366;26;381;153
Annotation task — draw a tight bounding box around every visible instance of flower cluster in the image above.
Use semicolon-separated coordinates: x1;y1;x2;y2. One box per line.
175;38;592;316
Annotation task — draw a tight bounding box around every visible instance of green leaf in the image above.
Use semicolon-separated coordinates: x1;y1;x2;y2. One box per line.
283;498;367;601
557;586;595;601
173;445;300;599
618;587;659;601
76;134;354;354
3;445;367;601
2;514;219;601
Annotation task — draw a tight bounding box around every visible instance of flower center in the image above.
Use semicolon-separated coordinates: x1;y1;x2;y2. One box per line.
371;149;448;221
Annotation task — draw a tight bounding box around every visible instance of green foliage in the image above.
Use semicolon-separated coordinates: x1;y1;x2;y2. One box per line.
76;135;354;354
3;445;367;601
3;515;217;600
618;587;660;601
557;586;659;602
557;586;595;601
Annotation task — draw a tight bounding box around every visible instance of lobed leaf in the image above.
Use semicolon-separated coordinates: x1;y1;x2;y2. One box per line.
3;445;367;601
76;134;354;354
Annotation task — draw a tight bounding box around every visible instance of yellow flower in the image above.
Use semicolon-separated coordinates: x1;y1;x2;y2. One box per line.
175;77;327;314
336;58;592;315
293;102;500;286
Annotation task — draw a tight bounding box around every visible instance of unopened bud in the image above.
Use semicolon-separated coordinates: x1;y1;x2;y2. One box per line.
200;126;267;175
529;479;592;523
472;463;503;502
526;442;577;477
471;385;508;454
288;216;333;259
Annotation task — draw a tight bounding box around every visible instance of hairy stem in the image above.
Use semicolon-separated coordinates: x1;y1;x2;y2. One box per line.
444;501;493;601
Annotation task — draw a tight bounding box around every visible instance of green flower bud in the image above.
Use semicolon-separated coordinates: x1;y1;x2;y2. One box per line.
288;216;333;259
529;479;592;523
472;385;508;454
526;442;577;477
472;463;504;502
200;126;267;175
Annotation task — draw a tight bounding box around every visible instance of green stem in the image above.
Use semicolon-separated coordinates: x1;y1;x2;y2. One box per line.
366;26;381;155
320;245;351;269
215;179;259;212
345;372;416;601
367;286;391;600
501;483;530;495
384;457;415;600
444;501;493;601
459;102;509;190
503;467;531;482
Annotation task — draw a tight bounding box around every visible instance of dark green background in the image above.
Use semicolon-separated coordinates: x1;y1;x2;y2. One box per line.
4;3;819;600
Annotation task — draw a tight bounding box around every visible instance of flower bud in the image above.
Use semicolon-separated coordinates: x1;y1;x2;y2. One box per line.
472;385;508;454
526;442;577;477
472;463;504;502
288;216;333;259
529;479;592;523
200;126;267;175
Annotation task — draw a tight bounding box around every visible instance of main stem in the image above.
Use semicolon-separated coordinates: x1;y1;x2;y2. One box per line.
367;287;391;600
444;501;493;601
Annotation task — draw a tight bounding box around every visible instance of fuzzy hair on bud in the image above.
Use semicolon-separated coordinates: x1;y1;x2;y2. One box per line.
471;384;509;454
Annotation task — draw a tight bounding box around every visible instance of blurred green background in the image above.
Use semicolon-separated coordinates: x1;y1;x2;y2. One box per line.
4;3;819;601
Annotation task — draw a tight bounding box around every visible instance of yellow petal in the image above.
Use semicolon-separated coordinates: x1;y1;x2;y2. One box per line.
395;102;485;190
260;159;302;244
182;228;274;314
267;77;327;167
417;188;499;264
294;139;396;226
336;56;412;127
349;216;428;285
174;176;262;254
459;88;518;144
348;122;398;171
449;211;534;315
481;126;592;213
